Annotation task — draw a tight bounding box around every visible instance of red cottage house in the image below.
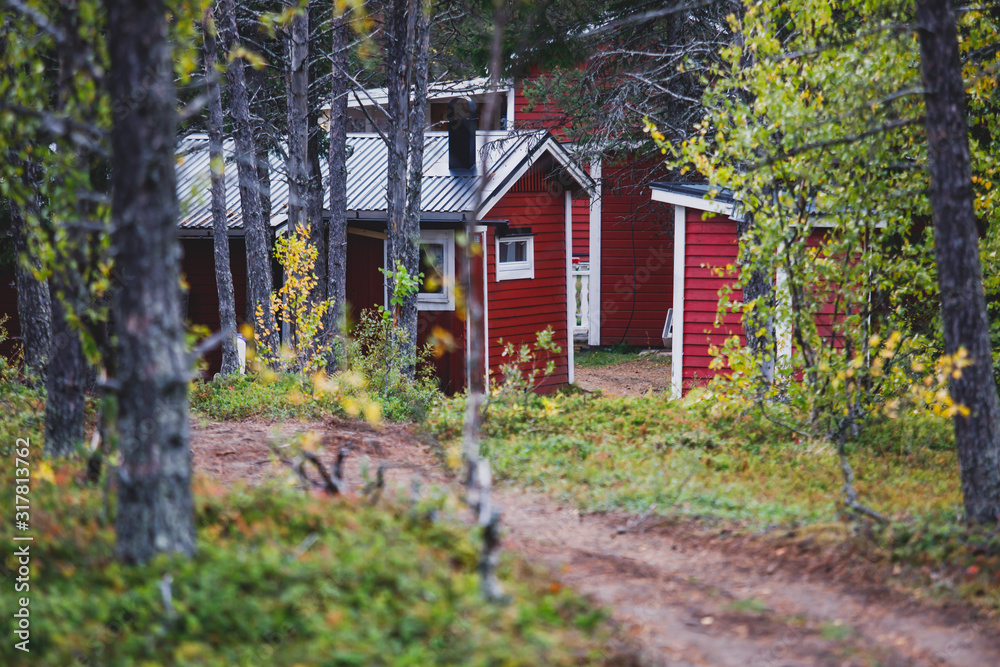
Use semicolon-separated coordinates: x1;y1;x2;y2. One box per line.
339;128;594;392
651;182;846;395
175;124;594;393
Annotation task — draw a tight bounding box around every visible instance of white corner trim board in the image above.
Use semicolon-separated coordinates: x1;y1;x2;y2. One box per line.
565;191;575;385
588;159;602;346
671;205;686;397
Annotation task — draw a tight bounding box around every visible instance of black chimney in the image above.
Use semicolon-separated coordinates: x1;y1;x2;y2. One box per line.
447;97;478;171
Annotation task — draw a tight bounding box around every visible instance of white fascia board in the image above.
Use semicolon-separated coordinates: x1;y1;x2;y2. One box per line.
476;135;595;219
650;187;734;216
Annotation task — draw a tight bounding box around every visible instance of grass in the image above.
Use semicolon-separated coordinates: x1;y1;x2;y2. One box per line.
189;371;441;424
426;390;1000;611
0;451;625;666
429;392;961;525
574;345;655;369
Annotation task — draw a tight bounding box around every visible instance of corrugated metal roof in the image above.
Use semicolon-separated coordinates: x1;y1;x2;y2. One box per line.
176;130;590;228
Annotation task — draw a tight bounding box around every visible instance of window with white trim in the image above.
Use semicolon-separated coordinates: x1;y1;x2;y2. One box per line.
417;230;455;310
495;233;534;281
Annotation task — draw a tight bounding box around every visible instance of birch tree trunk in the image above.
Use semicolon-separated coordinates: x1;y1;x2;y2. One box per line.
9;199;51;384
203;7;240;377
218;0;279;361
325;13;349;371
916;0;1000;524
105;0;195;562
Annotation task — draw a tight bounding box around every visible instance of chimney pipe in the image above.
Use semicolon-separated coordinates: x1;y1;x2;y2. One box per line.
447;97;478;171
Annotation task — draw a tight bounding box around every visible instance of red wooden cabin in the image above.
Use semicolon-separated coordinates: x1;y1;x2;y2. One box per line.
174;127;594;393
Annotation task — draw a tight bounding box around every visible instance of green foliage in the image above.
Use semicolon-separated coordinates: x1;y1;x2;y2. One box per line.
380;259;423;314
492;326;563;398
0;321;45;456
428;392;960;525
255;227;334;374
651;0;1000;441
343;309;441;422
0;455;619;666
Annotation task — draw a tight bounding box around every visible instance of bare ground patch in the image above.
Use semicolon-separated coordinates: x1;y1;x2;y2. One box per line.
575;353;672;397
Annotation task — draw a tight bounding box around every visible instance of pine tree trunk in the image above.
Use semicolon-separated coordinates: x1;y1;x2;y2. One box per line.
44;287;85;457
385;0;418;369
325;14;349;371
9;199;51;384
106;0;195;562
203;8;240;377
218;0;279;362
916;0;1000;524
308;111;327;301
285;2;310;238
399;0;430;375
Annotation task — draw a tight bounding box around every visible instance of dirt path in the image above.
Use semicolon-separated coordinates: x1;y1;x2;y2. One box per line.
575;354;672;396
191;419;1000;666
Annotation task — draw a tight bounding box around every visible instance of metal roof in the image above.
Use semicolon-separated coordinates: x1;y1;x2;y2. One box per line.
176;130;594;229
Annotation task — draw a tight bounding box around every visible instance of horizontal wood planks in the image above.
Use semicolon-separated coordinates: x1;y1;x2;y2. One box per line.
486;184;571;390
181;238;248;377
683;209;743;390
600;190;673;346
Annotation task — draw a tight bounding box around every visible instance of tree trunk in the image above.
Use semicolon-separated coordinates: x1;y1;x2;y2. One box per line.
399;0;430;372
326;14;349;371
308;111;327;301
385;0;418;369
285;1;310;238
44;289;86;457
916;0;1000;524
737;211;775;384
203;8;240;377
106;0;195;562
9;199;51;384
218;0;280;362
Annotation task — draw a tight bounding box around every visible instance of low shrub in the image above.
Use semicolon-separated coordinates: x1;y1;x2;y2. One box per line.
0;457;621;666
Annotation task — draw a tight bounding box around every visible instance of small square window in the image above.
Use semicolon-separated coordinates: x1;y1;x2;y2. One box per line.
496;235;534;281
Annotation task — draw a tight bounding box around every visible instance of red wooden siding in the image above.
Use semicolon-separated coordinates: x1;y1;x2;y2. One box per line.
572;197;589;258
0;261;20;362
344;231;473;395
682;210;743;390
485;184;571;391
180;238;248;377
512;78;565;134
600;169;674;347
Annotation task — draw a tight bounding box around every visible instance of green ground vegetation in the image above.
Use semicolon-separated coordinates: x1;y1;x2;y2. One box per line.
427;390;1000;612
0;401;623;667
574;345;650;369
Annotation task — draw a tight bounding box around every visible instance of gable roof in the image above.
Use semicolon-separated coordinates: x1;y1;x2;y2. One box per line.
176;130;594;230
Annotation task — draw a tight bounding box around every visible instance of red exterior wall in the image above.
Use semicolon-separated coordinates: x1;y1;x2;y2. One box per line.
0;261;20;362
600;168;674;347
682;210;743;390
180;237;248;377
485;182;572;391
344;231;473;396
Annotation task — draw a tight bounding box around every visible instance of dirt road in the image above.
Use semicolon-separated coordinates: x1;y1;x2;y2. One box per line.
191;419;1000;666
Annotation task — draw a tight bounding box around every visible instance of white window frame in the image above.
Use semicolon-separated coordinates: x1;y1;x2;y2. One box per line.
417;230;456;311
495;234;535;281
